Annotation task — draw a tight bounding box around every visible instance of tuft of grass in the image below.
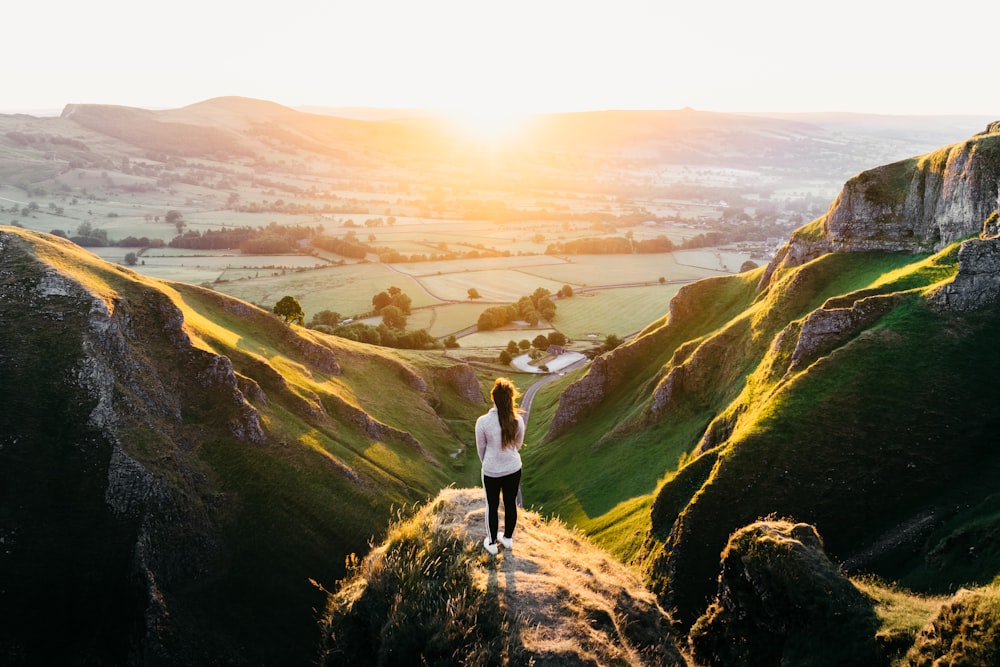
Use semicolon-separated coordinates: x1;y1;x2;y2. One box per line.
902;584;1000;667
322;507;522;666
853;577;949;663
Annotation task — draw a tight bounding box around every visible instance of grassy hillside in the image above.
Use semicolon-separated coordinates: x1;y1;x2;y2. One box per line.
0;226;486;663
524;237;1000;619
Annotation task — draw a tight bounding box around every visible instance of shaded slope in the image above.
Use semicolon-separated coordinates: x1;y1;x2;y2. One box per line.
0;227;482;664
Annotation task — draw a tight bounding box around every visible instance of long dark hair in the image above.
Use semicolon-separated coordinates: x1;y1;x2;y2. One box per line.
491;377;520;449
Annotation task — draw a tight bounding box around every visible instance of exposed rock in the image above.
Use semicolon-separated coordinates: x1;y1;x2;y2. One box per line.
546;327;660;439
105;444;156;519
762;123;1000;287
788;293;900;372
689;520;882;666
931;237;1000;311
434;363;483;403
325;392;430;460
285;331;342;376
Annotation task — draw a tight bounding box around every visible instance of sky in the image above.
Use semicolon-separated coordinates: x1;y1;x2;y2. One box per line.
3;0;997;119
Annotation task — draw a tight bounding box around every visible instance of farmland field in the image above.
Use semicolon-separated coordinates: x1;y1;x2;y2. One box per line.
515;253;724;286
418;269;569;302
210;263;434;315
457;327;556;348
387;254;569;277
553;285;681;339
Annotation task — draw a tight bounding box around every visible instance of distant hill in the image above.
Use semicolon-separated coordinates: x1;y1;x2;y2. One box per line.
1;97;989;197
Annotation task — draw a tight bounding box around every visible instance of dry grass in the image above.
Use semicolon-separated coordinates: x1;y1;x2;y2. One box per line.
425;488;686;665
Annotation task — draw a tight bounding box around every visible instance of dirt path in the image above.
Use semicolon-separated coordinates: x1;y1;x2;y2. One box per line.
428;488;684;665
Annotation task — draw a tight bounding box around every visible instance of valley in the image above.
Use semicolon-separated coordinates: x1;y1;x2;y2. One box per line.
3;99;1000;665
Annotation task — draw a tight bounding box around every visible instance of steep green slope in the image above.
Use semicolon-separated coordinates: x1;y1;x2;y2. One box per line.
523;124;1000;640
0;227;484;663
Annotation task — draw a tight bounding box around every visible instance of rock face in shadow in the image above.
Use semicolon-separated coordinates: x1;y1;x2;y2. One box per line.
689;520;882;667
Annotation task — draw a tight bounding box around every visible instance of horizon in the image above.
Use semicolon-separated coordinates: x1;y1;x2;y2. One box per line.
4;0;997;123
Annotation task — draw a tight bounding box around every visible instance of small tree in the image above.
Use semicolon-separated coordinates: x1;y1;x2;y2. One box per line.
444;335;460;349
468;287;481;299
602;334;622;353
372;290;392;313
381;305;406;330
547;331;567;347
124;252;138;266
518;339;531;351
557;285;573;298
506;340;519;355
309;309;342;328
532;334;549;350
498;350;512;365
273;296;305;325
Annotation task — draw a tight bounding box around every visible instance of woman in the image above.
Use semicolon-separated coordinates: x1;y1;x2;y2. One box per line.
476;377;525;555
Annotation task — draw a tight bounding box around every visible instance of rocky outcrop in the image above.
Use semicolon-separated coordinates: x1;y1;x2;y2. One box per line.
788;292;901;372
763;123;1000;287
931;237;1000;311
689;520;882;666
434;363;483;403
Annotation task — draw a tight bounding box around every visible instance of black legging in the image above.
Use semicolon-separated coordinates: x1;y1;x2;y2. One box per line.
482;469;522;544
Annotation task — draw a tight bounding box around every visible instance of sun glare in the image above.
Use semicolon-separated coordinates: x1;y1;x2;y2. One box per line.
445;106;528;144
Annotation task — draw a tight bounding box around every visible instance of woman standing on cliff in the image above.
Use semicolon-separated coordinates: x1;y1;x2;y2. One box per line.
476;377;525;555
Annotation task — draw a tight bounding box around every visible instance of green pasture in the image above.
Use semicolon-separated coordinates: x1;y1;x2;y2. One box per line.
211;263;437;316
674;249;754;273
388;253;568;277
553;285;680;339
516;253;718;286
419;269;568;302
457;326;555;348
404;303;487;337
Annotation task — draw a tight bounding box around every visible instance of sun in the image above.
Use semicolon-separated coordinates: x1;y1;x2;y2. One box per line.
444;105;528;144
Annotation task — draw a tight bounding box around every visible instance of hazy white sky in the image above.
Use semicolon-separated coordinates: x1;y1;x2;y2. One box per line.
3;0;996;116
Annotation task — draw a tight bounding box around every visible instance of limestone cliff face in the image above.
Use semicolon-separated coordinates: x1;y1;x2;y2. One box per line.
762;123;1000;287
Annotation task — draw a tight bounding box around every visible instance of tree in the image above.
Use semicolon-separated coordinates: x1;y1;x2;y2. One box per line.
390;292;412;315
532;334;549;350
499;350;512;365
468;287;481;299
309;310;342;328
547;331;567;347
519;339;531;351
273;296;305;325
444;335;460;349
557;285;574;298
381;305;406;330
124;252;138;266
602;334;622;352
740;260;760;273
506;340;519;355
372;290;392;312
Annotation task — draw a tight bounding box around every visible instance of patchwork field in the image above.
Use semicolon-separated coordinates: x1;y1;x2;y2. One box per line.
553;285;682;339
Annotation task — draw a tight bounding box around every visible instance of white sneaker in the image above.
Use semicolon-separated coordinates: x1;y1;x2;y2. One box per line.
483;537;498;555
499;535;513;549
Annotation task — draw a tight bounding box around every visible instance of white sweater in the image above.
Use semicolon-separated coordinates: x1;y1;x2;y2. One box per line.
475;408;525;477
